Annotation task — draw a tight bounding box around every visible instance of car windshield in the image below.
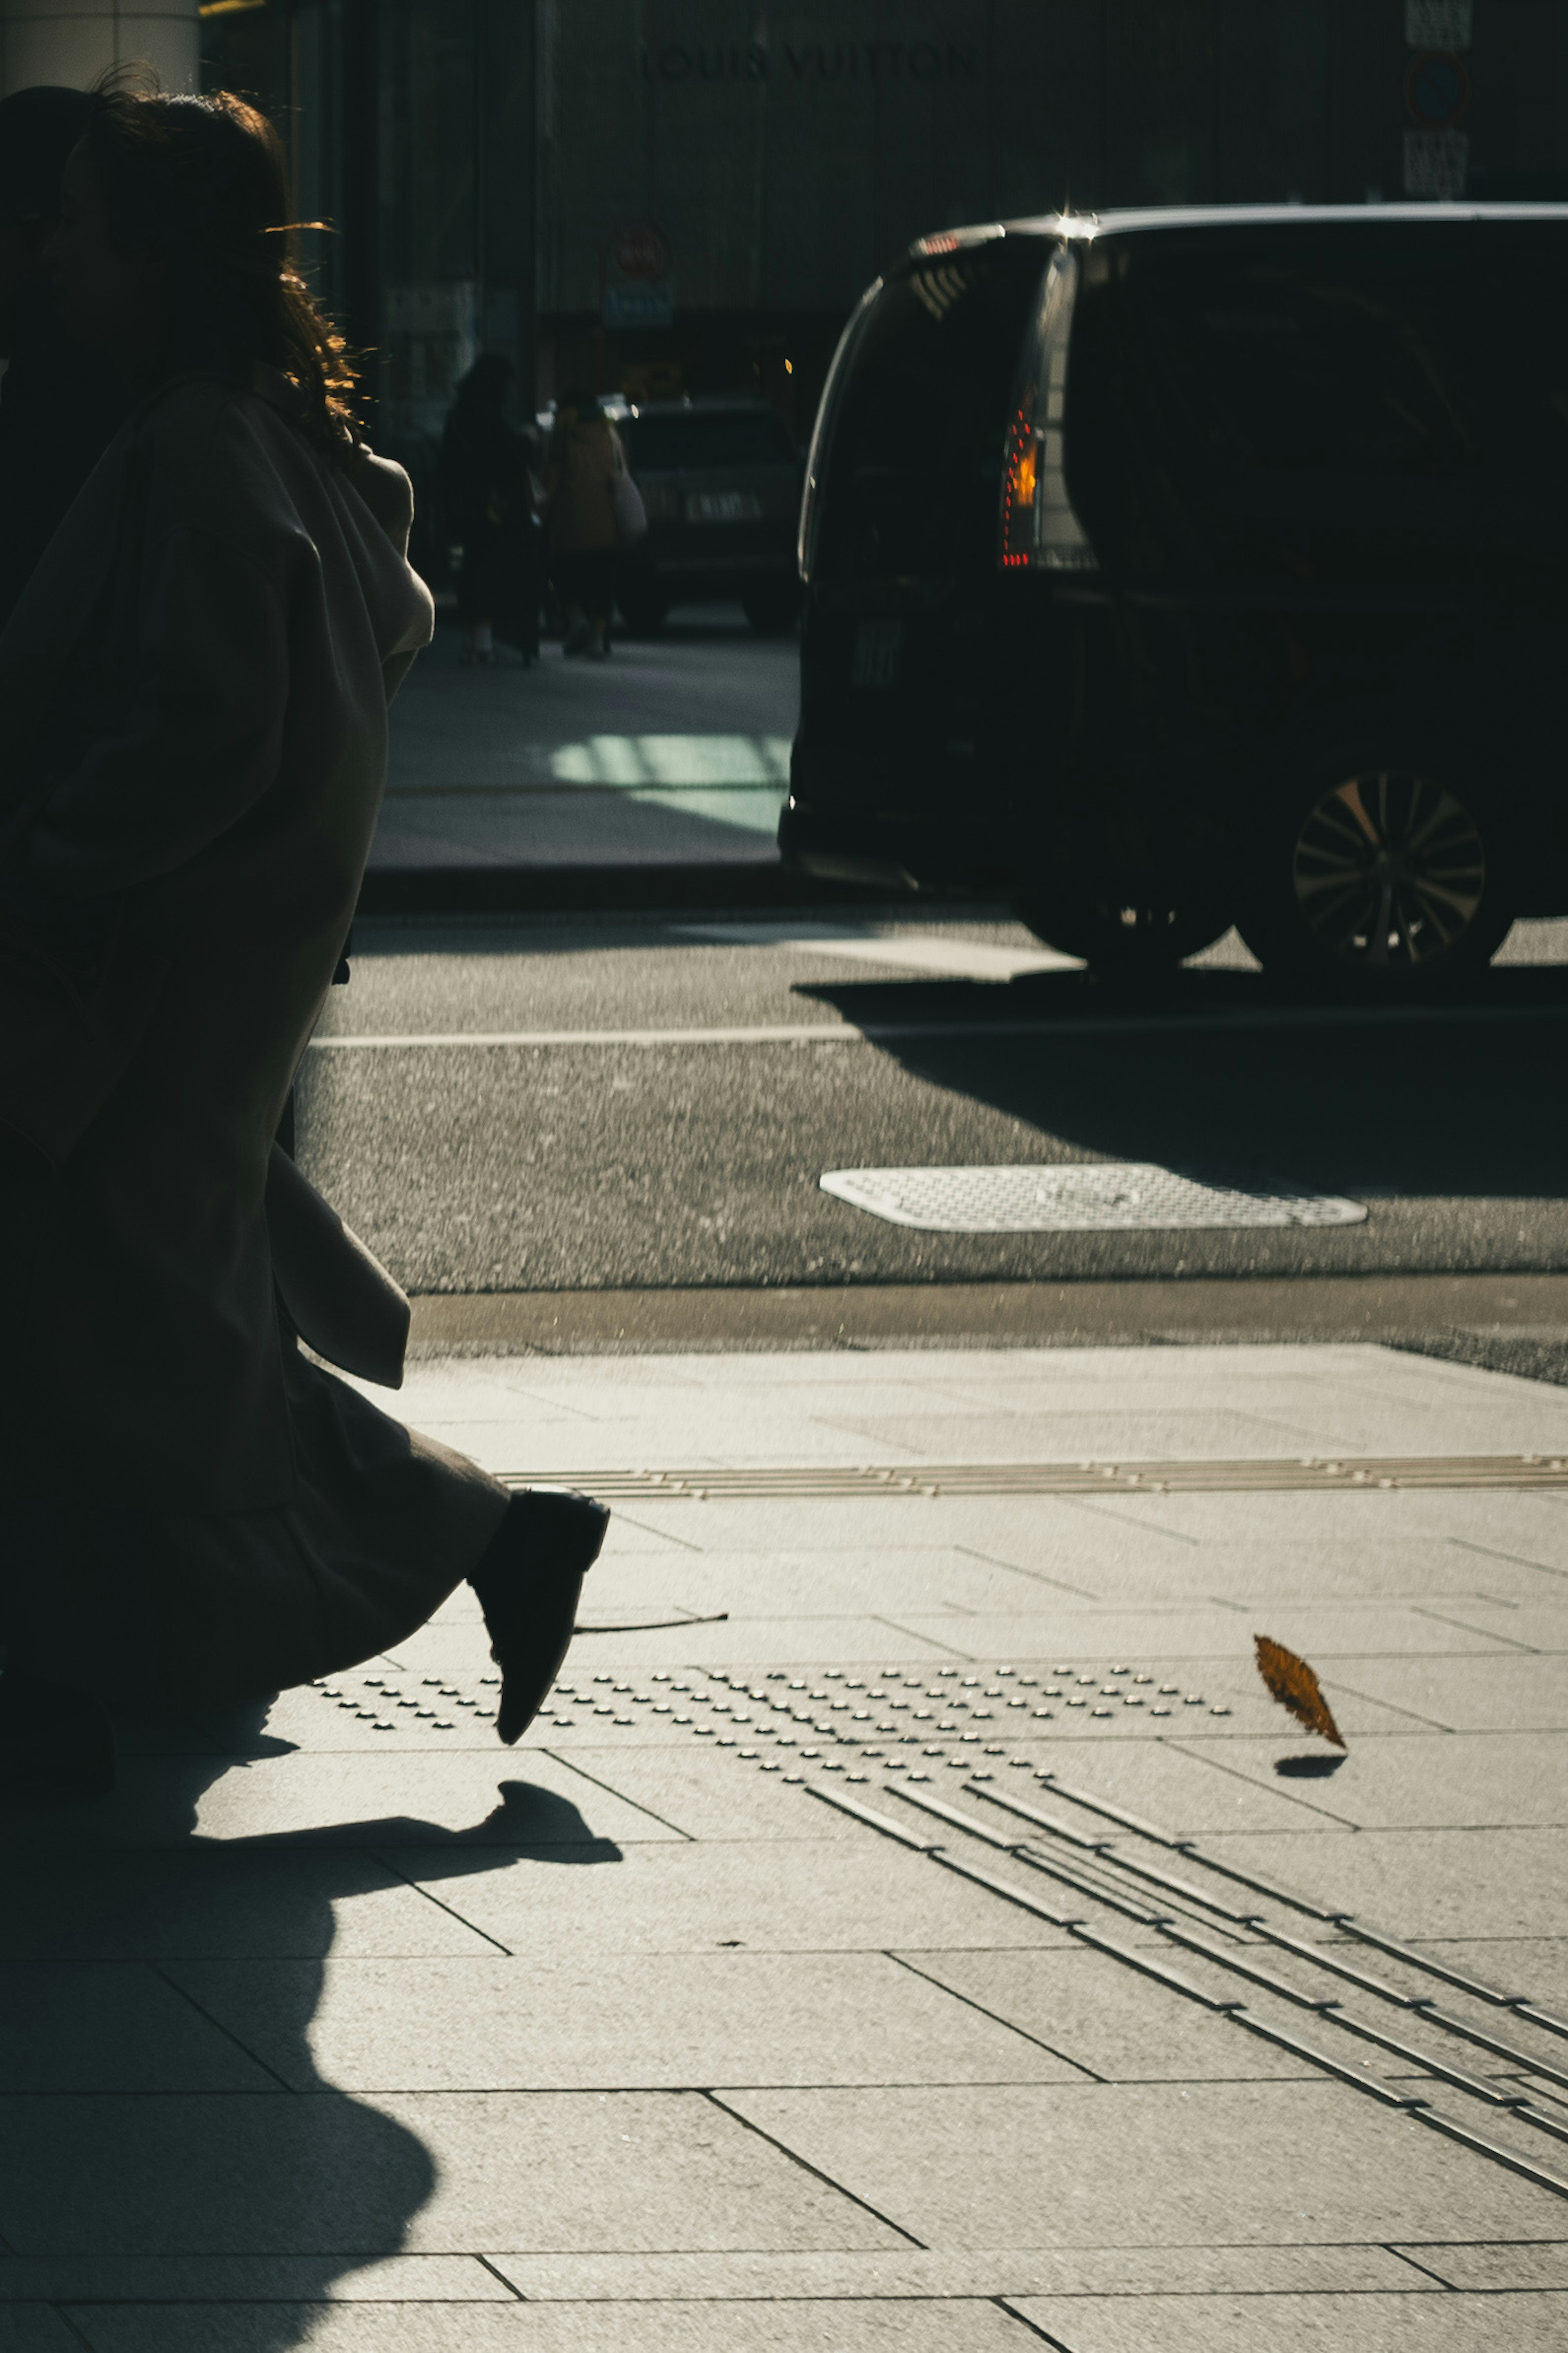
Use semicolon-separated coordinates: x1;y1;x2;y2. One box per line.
812;239;1048;580
623;412;800;471
1069;221;1568;582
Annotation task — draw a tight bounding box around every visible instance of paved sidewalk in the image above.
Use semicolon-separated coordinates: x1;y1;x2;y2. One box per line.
373;617;797;871
2;1340;1566;2349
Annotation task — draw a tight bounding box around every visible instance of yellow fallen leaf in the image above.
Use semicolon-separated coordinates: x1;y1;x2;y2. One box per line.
1254;1634;1346;1749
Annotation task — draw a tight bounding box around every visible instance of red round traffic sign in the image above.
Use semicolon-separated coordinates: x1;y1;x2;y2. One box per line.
1405;49;1470;128
610;224;670;281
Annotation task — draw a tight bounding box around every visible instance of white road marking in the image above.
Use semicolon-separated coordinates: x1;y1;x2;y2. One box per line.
673;919;1081;978
307;1024;858;1050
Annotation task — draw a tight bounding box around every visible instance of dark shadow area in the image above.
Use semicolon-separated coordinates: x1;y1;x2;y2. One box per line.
1394;1330;1568;1389
1274;1752;1348;1778
342;894;988;952
356;861;884;917
794;964;1568;1205
0;1699;619;2349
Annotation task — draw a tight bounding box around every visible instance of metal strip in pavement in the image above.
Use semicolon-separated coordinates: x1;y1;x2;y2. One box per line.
307;1001;1568;1050
502;1453;1568;1499
805;1775;1568;2202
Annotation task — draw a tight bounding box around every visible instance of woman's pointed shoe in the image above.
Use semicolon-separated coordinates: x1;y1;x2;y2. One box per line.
468;1488;610;1744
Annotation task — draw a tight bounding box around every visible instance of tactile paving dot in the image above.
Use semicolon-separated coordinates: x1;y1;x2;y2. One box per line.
305;1657;1238;1780
818;1161;1367;1233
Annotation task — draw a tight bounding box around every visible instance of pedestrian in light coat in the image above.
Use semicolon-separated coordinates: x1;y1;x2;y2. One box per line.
0;86;606;1799
545;383;627;656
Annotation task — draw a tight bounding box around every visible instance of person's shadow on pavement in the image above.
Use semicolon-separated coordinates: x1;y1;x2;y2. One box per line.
0;1697;620;2351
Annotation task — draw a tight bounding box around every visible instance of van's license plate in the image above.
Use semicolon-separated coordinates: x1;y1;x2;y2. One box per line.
852;616;905;689
685;491;761;522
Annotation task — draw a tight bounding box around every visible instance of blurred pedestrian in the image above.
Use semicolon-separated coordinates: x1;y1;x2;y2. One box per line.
544;382;627;657
0;84;128;625
0;86;606;1801
439;352;543;666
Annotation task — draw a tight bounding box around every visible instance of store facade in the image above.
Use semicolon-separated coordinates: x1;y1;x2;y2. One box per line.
9;0;1563;457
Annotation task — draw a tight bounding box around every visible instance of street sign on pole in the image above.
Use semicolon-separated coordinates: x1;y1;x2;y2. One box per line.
604;282;675;330
604;224;673;331
1405;0;1471;46
611;224;670;282
1405;50;1470;128
1403;130;1469;196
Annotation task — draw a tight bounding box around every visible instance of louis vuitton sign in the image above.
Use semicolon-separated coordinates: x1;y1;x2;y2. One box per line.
639;39;981;85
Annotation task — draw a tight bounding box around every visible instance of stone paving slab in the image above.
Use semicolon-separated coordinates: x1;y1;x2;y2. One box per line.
163;1949;1081;2091
0;2314;80;2353
0;2258;510;2302
0;1963;280;2092
1168;1726;1567;1828
898;1947;1322;2083
4;1340;1566;2349
1298;1651;1568;1730
1203;1824;1568;1942
0;2089;901;2259
13;1751;680;1850
60;2301;1041;2352
390;1838;1071;1956
0;1851;503;1959
482;2243;1434;2298
719;2080;1567;2246
1396;2241;1568;2288
1008;2289;1568;2351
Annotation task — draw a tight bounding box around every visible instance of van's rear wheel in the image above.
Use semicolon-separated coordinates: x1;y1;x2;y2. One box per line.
1237;767;1513;998
1017;894;1232;975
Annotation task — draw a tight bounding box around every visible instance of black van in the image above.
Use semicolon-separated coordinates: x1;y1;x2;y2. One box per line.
782;206;1568;995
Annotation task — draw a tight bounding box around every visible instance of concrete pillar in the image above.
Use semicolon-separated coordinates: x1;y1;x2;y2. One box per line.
1;0;199;99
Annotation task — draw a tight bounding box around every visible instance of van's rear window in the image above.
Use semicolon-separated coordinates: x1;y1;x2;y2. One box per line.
1071;222;1568;582
813;241;1048;581
624;413;800;471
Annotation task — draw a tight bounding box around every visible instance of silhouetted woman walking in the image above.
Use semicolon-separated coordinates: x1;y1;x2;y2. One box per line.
440;352;541;665
0;87;605;1797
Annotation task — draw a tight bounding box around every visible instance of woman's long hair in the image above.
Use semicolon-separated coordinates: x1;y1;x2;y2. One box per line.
79;85;361;458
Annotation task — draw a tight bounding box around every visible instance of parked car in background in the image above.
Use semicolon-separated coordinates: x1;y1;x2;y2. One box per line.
784;204;1568;999
615;395;804;634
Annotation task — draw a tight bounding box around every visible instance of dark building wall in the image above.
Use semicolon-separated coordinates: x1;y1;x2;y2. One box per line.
539;0;1568;415
203;0;1568;442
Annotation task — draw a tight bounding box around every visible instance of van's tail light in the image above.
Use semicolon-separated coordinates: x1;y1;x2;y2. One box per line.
999;243;1098;574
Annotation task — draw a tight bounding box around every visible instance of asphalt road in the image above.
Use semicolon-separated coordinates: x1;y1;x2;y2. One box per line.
296;910;1568;1300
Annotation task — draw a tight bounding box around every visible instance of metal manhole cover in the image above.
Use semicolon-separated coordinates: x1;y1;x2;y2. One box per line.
819;1163;1368;1233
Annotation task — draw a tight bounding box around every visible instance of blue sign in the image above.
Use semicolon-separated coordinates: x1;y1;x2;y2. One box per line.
604;281;674;330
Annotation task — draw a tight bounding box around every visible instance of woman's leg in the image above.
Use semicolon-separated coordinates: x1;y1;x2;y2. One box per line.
584;549;617;657
458;529;499;665
553;550;590;653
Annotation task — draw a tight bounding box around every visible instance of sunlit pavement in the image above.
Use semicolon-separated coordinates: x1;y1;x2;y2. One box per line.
3;1340;1566;2349
372;608;798;870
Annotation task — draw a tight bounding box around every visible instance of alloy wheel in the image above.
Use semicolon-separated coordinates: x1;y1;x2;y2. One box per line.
1291;771;1487;970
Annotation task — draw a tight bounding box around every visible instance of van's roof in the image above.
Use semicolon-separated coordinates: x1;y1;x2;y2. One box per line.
910;202;1568;259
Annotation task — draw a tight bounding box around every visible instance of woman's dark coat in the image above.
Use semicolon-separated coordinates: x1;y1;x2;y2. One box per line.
0;370;508;1705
